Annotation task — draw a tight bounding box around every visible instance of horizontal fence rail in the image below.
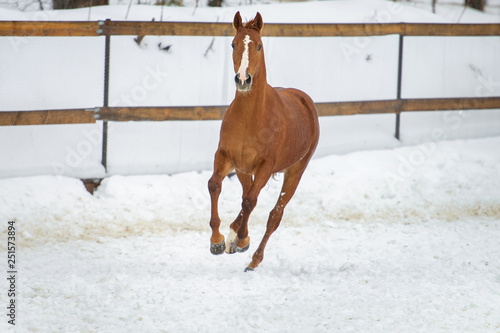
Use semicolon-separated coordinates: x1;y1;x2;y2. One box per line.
2;97;500;126
0;109;96;126
1;20;500;37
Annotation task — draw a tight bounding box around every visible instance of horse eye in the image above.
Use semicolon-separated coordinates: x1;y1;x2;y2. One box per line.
231;43;235;49
258;44;262;51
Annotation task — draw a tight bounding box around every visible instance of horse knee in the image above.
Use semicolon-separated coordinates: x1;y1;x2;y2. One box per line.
208;177;221;196
242;196;257;213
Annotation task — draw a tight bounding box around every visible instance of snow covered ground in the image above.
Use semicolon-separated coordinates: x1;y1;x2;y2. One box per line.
1;136;500;332
1;0;500;331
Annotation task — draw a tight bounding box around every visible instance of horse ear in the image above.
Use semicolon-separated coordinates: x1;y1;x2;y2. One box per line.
233;11;243;30
254;12;264;32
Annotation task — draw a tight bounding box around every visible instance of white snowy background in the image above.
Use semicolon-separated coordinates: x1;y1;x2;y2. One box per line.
1;0;500;332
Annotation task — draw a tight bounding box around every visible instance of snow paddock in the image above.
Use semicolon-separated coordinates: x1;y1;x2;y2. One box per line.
1;137;500;332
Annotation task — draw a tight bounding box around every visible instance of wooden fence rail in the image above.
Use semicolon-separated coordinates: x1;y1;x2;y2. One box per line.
2;97;500;126
1;20;500;37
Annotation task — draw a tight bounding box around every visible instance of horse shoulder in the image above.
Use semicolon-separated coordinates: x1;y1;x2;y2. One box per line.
275;88;319;131
277;88;315;113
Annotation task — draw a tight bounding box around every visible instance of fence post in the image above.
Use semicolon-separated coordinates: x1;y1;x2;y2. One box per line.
101;19;111;172
395;34;404;140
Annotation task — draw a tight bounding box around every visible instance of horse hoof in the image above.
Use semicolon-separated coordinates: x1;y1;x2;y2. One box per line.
210;240;226;255
227;240;250;254
244;267;254;272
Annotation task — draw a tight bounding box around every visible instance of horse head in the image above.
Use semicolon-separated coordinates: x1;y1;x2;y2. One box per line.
232;12;265;93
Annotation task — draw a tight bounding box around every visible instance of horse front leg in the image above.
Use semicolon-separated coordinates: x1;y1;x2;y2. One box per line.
226;171;253;254
208;150;234;255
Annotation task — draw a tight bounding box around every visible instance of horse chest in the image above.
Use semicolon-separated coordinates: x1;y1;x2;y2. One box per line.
220;119;280;172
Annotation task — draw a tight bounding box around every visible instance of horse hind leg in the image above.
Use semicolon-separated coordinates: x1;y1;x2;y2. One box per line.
229;164;273;259
245;162;308;271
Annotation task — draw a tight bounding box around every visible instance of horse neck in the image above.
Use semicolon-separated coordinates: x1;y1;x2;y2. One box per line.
234;63;269;116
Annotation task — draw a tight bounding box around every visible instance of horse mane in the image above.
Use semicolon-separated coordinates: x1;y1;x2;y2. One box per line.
244;18;260;31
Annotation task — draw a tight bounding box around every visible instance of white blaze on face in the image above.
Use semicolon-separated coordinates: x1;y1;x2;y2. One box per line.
236;35;252;83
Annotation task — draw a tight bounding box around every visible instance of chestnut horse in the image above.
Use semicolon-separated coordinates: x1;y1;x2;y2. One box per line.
208;12;320;271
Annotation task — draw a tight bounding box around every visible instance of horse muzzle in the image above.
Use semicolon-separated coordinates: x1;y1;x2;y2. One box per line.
235;73;252;92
